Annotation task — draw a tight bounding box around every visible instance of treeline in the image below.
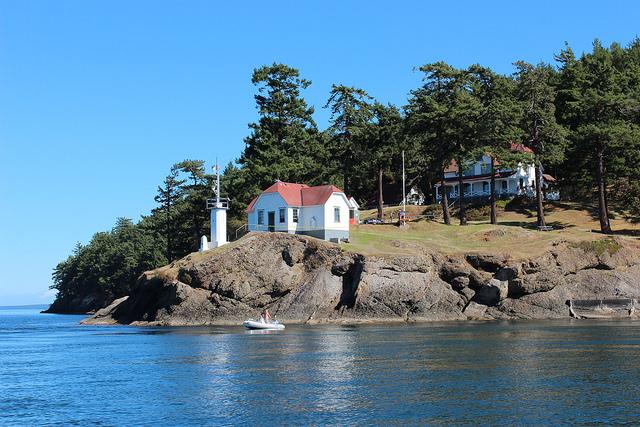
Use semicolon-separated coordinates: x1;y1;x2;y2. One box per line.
50;39;640;311
50;161;216;311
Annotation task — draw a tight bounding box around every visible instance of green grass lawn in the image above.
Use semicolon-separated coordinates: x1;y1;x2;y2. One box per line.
346;201;640;259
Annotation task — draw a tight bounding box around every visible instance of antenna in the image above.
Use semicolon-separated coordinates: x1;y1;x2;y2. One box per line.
215;157;220;205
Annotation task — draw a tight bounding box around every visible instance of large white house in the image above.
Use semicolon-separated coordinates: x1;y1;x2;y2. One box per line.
434;144;558;201
246;181;353;242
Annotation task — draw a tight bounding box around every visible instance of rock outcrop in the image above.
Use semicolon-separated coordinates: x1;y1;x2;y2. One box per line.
81;233;640;326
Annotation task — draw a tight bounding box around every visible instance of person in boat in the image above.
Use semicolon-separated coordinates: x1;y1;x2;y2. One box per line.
260;308;271;323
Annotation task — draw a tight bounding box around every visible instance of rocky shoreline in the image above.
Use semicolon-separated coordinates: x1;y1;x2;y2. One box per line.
79;232;640;326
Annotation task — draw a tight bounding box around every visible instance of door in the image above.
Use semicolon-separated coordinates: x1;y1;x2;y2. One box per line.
268;211;275;232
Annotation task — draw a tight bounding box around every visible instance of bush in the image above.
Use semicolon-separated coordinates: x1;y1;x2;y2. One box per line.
570;238;621;256
422;204;440;215
466;205;491;221
178;269;193;285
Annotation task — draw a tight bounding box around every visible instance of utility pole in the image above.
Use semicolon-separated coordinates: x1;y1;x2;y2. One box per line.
402;150;406;212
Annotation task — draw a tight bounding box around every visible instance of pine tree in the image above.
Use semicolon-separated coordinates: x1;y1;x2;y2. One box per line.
556;40;640;232
173;160;211;252
324;85;373;195
366;103;403;220
406;62;461;225
468;65;523;224
239;63;320;195
514;61;567;228
153;166;185;261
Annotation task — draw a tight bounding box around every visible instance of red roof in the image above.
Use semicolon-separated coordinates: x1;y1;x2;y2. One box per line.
246;182;345;212
510;143;534;154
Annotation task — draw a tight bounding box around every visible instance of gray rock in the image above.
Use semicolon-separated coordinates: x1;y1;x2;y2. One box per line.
79;233;640;326
465;254;507;272
450;276;470;290
495;265;520;281
474;279;509;306
464;301;490;319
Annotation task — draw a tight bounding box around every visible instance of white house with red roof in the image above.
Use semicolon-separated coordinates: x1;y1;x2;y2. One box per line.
434;143;558;201
246;181;352;242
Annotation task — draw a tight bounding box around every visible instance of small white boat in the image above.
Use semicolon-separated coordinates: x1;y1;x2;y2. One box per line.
243;319;285;330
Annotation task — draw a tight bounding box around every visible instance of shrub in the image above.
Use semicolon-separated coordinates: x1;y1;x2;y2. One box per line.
178;269;193;285
466;205;491;221
570;238;621;256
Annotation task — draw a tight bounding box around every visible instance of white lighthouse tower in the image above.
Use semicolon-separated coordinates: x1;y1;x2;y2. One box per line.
200;162;228;251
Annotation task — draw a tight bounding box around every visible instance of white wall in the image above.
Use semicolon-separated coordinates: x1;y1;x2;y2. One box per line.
247;192;290;232
299;204;324;232
210;208;227;247
248;191;350;235
322;193;350;232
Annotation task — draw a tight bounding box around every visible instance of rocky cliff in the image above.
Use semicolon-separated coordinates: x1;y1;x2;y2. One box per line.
82;233;640;326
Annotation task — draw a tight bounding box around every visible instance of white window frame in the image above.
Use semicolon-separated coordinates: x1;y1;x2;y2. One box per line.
292;208;299;223
279;207;285;223
257;210;264;225
334;206;341;223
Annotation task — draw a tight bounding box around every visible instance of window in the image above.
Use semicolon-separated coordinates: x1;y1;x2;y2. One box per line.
292;208;299;223
481;162;491;174
257;210;264;225
483;182;489;193
349;210;354;219
334;207;341;223
501;181;508;191
279;207;285;223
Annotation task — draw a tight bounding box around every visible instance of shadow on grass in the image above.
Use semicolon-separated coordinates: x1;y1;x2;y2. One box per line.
610;229;640;238
497;220;575;230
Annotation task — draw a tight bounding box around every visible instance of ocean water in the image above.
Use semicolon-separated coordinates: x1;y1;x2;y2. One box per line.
1;307;640;426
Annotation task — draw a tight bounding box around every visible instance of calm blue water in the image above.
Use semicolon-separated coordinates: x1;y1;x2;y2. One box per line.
2;307;640;426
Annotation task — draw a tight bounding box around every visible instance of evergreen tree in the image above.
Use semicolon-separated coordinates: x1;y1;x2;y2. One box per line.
324;85;373;195
153;166;185;261
556;41;640;232
174;160;211;253
514;61;567;228
50;217;166;312
239;63;321;196
365;103;403;220
468;65;523;224
406;62;461;224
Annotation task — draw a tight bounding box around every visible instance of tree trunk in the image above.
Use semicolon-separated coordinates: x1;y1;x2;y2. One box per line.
377;167;384;221
166;206;172;262
490;156;497;225
343;159;349;197
440;172;451;225
534;162;546;227
596;148;612;233
458;157;467;226
427;178;436;204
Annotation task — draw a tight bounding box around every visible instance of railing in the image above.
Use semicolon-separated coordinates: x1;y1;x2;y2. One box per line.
207;198;229;209
436;188;535;201
234;223;248;240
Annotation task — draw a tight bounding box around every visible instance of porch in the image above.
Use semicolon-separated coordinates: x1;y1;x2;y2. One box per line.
435;178;528;201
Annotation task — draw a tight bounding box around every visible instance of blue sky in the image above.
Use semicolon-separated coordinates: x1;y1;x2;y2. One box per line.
1;0;639;305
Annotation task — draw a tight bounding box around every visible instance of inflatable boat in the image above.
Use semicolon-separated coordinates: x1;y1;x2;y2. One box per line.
243;319;285;330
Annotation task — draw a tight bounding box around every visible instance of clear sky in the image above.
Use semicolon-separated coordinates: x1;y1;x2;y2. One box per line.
1;0;638;305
